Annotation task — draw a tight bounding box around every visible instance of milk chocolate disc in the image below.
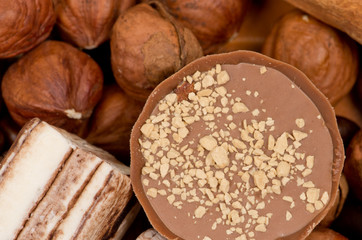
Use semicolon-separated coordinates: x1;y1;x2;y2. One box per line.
131;51;344;240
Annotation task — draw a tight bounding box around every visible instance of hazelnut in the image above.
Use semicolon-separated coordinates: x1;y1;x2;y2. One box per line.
283;0;362;45
319;174;349;227
110;2;203;101
160;0;248;54
336;116;360;150
306;228;347;240
343;130;362;201
85;84;144;159
0;110;21;151
217;0;296;53
54;0;135;49
262;10;359;105
0;128;5;155
358;72;362;106
0;0;56;58
1;40;103;134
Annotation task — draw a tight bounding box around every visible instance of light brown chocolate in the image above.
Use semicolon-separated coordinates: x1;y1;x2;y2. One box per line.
131;51;344;240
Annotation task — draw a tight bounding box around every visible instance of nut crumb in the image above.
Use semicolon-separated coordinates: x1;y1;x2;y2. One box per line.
295;118;305;128
286;211;292;221
195;206;207;218
260;66;267;74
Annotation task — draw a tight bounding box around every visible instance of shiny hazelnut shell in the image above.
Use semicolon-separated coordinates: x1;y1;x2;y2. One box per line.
55;0;136;49
343;130;362;201
161;0;248;54
262;10;359;106
110;3;203;101
0;0;56;58
319;174;349;227
130;51;344;240
1;40;103;134
85;84;144;157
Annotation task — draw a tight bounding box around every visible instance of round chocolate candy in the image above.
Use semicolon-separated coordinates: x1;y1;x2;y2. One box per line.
131;51;344;240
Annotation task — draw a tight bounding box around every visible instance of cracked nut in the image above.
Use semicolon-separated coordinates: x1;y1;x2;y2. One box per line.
1;40;103;134
0;0;56;58
262;10;359;105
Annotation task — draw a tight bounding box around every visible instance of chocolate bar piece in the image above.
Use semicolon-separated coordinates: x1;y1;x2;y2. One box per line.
0;118;132;240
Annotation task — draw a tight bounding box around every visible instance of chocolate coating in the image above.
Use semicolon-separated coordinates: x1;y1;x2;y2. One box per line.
131;51;344;240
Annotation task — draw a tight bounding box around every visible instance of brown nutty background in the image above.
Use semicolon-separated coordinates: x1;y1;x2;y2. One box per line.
0;0;361;239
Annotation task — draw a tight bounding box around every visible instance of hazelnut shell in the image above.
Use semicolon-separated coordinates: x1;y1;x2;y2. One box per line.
343;130;362;201
55;0;136;49
284;0;362;45
262;10;359;106
85;84;144;158
161;0;248;54
0;0;56;58
1;40;103;134
111;3;203;101
319;174;349;227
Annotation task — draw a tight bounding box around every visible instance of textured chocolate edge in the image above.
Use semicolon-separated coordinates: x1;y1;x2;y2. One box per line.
130;50;344;240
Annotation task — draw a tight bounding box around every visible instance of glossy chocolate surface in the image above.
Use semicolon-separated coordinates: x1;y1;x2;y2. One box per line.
131;51;344;240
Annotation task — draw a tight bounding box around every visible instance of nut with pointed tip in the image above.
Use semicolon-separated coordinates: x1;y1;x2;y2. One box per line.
110;2;203;101
262;10;359;106
54;0;136;49
160;0;248;54
1;40;103;135
85;85;144;158
0;0;55;59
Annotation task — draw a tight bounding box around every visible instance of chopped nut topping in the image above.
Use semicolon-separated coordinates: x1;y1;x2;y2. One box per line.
277;162;290;177
292;130;308;142
321;192;329;205
195;206;207;218
295;118;305;128
255;224;267;232
232;102;249;113
306;156;314;169
200;135;218;151
139;64;329;239
274;133;288;155
147;188;158;198
217;71;230;85
211;146;229;168
286;211;292;221
253;171;269;190
306;188;320;204
306;204;315;213
141;123;154;138
260;66;267;74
